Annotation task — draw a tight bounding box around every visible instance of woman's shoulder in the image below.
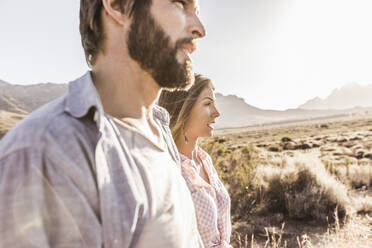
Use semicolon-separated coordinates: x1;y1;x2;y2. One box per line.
197;147;211;161
179;152;211;190
179;153;197;178
197;147;220;177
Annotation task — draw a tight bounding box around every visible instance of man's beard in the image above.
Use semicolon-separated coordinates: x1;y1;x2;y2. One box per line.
127;7;194;90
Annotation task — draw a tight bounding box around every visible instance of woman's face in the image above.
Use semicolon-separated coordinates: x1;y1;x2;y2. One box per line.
185;87;220;139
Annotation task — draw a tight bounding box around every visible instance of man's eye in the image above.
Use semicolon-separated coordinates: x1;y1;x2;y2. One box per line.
174;0;187;9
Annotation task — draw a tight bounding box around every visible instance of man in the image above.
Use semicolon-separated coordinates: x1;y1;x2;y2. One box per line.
0;0;206;247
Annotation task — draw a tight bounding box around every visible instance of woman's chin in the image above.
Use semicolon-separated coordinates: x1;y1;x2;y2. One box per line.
205;130;213;137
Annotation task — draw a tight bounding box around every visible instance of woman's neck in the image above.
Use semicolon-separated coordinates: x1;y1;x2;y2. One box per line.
177;134;198;159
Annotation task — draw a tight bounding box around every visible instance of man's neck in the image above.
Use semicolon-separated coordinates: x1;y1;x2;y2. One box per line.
91;53;161;138
92;54;160;119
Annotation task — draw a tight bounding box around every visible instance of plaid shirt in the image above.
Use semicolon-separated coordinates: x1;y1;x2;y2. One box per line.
180;148;232;248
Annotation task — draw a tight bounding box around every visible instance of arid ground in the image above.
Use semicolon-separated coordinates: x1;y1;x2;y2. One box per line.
200;116;372;247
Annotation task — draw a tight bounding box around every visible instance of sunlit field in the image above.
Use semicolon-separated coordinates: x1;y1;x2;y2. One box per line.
200;117;372;248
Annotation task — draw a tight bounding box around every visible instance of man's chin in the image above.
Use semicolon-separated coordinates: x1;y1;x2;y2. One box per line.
156;63;194;90
177;61;195;90
181;73;195;90
160;78;193;91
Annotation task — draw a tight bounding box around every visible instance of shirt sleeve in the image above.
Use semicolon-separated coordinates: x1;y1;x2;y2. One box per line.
0;146;102;248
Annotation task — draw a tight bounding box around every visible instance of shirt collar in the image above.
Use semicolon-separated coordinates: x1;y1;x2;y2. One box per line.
64;71;171;131
179;146;207;163
64;71;104;128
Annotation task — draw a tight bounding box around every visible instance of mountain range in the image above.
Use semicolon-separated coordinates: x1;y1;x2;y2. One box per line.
1;80;372;132
299;82;372;110
215;93;372;128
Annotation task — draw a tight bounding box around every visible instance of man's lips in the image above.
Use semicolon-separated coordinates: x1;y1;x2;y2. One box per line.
179;48;192;62
180;43;196;54
179;42;197;61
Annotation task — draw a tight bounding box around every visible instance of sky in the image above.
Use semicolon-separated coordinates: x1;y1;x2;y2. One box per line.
1;0;372;110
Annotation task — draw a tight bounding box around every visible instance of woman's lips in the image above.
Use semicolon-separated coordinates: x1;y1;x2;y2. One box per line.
207;123;215;130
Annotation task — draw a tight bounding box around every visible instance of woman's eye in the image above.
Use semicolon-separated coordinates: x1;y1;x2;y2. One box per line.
174;0;187;9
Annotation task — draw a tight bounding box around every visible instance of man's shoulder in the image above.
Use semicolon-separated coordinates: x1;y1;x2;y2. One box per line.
0;96;97;159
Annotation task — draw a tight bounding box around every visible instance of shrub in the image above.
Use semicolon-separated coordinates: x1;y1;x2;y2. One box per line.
332;164;372;189
281;136;293;143
268;146;281;152
294;143;311;150
252;155;350;222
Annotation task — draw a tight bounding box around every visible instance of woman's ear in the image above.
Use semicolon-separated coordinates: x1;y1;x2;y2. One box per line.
101;0;128;26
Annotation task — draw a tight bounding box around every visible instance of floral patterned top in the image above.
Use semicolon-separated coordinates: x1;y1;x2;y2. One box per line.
180;147;232;248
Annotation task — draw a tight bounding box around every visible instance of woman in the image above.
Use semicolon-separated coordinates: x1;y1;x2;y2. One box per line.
159;74;232;248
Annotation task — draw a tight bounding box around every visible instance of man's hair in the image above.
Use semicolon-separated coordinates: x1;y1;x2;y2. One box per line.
158;74;214;144
79;0;150;66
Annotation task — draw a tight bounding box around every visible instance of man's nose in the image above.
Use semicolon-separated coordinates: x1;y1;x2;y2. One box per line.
188;14;206;39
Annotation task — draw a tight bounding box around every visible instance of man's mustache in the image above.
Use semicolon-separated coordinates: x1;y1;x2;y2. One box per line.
175;38;197;50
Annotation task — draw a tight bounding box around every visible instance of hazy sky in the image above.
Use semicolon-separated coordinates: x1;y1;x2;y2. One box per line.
1;0;372;110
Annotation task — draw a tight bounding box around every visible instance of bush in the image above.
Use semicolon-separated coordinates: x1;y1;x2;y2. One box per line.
268;146;281;152
252;155;350;222
281;136;292;143
332;164;372;189
294;143;311;150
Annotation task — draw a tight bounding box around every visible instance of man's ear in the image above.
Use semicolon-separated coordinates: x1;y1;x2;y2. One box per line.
102;0;128;25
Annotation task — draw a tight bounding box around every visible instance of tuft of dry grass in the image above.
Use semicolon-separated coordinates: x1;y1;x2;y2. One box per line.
0;110;26;139
331;164;372;189
252;155;350;222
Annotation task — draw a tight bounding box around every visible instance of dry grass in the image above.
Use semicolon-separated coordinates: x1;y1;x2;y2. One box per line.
235;212;372;248
315;214;372;248
0;110;26;139
252;155;349;222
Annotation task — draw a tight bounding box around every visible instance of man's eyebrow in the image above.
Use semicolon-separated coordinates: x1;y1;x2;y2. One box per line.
186;0;200;15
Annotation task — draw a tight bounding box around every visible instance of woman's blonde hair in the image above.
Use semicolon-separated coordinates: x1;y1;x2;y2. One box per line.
158;74;214;143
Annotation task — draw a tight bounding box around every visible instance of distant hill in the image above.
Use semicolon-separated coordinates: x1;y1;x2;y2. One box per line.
0;79;9;86
215;93;372;129
299;83;372;110
0;80;67;114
